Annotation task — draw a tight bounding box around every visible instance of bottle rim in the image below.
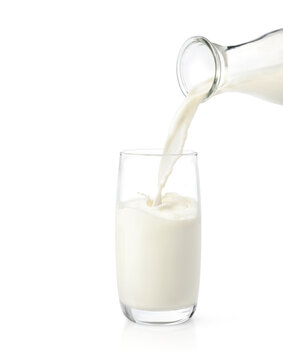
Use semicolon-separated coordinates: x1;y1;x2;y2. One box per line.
176;36;222;101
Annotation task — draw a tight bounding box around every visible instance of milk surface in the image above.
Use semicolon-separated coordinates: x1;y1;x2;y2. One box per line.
116;193;201;311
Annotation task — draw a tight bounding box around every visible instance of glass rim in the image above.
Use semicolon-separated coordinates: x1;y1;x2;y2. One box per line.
120;148;198;157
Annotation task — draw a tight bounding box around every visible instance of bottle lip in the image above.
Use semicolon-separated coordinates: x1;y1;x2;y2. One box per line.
176;36;222;101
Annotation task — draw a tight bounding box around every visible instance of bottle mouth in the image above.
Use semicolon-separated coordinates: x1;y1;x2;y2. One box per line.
176;36;221;101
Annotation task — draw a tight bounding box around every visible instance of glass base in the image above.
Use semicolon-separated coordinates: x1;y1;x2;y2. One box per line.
120;302;197;325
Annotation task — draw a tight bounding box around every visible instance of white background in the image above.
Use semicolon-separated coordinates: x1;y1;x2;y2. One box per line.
0;1;283;359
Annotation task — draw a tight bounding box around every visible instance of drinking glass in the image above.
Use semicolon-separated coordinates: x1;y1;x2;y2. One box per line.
116;149;201;325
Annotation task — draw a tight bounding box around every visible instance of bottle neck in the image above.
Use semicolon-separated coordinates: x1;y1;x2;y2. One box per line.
177;29;283;102
176;36;225;101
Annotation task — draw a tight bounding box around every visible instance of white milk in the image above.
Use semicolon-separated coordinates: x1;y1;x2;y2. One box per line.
116;193;201;311
219;66;283;105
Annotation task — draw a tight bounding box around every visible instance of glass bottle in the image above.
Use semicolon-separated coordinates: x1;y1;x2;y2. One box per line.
177;29;283;104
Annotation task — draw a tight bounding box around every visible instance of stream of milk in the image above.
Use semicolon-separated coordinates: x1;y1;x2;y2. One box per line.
153;81;210;205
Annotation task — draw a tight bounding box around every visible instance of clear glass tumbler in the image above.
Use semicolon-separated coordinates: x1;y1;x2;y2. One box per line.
116;149;201;325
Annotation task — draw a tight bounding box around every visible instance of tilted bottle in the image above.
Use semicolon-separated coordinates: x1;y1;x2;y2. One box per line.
177;29;283;104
